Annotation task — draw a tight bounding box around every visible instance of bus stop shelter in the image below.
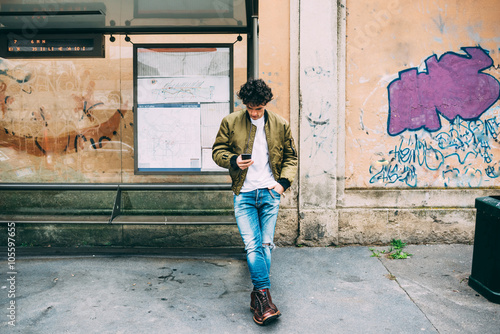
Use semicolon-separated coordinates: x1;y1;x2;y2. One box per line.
0;1;259;237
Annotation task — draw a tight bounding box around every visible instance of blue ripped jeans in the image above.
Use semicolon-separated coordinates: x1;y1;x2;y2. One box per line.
234;188;281;290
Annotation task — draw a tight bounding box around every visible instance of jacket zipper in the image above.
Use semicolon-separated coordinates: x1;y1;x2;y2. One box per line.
244;122;253;154
290;138;297;156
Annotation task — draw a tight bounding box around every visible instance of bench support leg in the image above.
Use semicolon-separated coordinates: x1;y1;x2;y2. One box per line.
109;186;122;224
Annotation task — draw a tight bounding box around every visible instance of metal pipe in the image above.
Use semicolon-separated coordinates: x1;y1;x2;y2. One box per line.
0;183;232;191
252;15;259;79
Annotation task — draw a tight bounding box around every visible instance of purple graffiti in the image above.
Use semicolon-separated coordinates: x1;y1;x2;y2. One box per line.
387;47;500;136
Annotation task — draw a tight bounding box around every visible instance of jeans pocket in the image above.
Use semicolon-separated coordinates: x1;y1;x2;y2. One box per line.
268;188;281;199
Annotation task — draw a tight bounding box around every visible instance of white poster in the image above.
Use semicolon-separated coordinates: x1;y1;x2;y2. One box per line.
137;104;201;171
137;77;229;104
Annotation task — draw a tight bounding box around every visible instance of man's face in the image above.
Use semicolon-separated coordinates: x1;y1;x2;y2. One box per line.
246;103;266;120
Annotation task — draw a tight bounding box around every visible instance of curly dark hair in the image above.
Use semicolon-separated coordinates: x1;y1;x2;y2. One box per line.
236;79;273;106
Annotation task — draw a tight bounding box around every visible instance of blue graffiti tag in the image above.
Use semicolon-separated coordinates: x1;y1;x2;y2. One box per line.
370;115;500;187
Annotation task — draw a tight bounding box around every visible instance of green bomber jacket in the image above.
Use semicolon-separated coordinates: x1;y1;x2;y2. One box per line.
212;109;298;195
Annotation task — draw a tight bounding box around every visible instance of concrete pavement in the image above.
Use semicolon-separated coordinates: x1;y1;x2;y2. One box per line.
1;245;499;333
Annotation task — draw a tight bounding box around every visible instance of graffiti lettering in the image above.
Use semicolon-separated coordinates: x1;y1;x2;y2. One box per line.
390;134;444;170
369;162;417;187
485;165;500;179
81;101;104;121
370;116;500;188
304;100;333;159
436;116;496;164
387;47;500;136
304;66;332;78
0;59;128;157
1;109;124;156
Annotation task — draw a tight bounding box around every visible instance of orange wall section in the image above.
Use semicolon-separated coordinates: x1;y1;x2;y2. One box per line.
0;2;292;184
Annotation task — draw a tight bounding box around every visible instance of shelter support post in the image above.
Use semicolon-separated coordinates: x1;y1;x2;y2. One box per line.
247;1;259;80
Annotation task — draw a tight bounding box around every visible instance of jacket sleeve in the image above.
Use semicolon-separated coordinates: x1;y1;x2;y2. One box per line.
278;123;298;190
212;117;238;170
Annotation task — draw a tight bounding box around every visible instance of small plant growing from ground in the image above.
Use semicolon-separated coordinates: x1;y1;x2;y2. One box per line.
369;248;384;258
390;239;406;249
370;239;412;259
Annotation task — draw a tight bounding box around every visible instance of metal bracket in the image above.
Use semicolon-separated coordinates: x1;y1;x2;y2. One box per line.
109;185;122;224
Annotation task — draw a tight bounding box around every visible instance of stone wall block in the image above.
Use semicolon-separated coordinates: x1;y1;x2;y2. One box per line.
275;209;299;246
122;225;243;248
6;224;123;247
339;209;391;245
297;210;338;246
386;210;435;244
338;209;477;245
427;210;476;244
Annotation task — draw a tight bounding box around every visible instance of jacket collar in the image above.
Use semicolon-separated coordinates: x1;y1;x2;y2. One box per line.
245;109;269;124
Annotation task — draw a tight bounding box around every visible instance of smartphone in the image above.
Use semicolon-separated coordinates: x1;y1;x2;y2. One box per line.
241;154;252;160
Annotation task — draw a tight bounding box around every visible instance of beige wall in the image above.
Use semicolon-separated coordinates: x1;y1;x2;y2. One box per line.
346;0;500;189
294;0;500;246
260;0;290;121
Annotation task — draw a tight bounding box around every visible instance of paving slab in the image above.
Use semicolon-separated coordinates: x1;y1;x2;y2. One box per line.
0;246;492;333
376;244;500;334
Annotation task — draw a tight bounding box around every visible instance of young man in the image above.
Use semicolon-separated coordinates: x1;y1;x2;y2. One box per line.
212;79;298;325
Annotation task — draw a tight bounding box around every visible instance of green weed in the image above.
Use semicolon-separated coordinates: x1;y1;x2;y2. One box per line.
370;239;412;260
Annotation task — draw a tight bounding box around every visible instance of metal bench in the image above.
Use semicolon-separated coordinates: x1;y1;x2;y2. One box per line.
0;183;234;224
0;183;242;252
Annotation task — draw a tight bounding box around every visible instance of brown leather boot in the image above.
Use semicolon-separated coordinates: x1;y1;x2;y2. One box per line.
250;289;279;326
250;288;281;316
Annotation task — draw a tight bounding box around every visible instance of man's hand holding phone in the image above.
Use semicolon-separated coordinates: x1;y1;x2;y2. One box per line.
237;154;253;170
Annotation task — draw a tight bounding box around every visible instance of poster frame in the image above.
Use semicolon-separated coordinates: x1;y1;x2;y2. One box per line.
133;43;234;175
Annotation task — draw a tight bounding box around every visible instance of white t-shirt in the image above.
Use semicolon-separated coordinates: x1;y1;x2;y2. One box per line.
240;116;278;192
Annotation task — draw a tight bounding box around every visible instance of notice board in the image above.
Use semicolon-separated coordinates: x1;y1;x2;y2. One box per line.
134;45;232;173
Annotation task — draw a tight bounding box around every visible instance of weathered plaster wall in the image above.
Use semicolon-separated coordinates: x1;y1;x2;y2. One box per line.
295;0;500;245
340;0;500;244
296;0;339;246
346;0;500;189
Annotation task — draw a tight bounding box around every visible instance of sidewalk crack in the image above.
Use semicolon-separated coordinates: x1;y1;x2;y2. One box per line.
377;257;441;334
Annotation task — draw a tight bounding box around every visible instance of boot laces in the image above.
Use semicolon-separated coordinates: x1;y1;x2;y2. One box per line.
257;290;271;311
